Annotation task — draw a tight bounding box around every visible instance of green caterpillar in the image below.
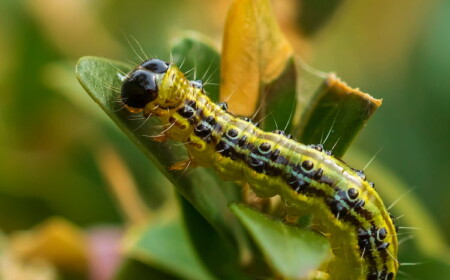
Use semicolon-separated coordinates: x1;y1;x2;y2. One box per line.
120;58;399;280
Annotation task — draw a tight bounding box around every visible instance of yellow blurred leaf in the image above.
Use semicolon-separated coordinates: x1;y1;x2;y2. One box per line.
27;0;123;58
10;217;88;273
220;0;293;116
1;258;57;280
95;145;151;225
0;232;57;280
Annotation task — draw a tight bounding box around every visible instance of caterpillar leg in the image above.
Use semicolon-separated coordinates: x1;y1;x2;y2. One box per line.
152;133;169;142
284;213;300;224
242;183;272;212
169;159;197;171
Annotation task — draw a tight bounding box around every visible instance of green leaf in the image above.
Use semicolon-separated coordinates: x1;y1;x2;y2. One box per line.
125;219;215;280
293;65;382;158
178;195;252;280
170;31;221;102
259;57;297;134
115;259;180;280
230;203;330;279
76;56;248;250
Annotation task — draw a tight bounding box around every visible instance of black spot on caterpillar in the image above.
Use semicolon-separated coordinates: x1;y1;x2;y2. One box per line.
121;58;399;280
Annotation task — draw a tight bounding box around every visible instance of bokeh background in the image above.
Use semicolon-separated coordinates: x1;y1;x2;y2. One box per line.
0;0;449;279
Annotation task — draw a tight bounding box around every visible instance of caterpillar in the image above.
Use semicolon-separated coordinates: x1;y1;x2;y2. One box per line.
120;58;399;280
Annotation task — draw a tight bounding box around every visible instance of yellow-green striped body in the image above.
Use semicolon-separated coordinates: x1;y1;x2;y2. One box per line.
126;62;399;280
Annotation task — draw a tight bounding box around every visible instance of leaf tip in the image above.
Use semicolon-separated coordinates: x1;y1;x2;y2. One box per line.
326;74;383;108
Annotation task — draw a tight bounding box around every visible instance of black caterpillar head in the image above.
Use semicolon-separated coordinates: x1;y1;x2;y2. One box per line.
121;59;169;108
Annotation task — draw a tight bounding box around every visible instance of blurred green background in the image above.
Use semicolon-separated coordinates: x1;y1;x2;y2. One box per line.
0;0;449;279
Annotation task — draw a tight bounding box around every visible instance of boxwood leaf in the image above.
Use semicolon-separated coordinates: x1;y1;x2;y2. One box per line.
230;203;330;279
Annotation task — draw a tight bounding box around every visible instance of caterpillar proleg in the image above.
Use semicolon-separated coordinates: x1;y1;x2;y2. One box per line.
120;58;399;280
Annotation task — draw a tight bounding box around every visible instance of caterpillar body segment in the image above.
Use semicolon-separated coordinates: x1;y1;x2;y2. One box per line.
121;59;399;280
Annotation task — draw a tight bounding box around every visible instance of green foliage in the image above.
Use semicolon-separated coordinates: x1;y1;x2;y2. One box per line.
260;58;298;133
230;203;329;279
122;219;214;280
2;0;450;279
294;74;381;158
